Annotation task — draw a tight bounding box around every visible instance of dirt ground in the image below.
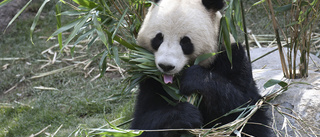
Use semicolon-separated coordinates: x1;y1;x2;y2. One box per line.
0;0;30;32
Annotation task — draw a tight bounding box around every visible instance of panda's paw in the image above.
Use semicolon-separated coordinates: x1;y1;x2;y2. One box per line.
180;65;205;96
168;102;203;129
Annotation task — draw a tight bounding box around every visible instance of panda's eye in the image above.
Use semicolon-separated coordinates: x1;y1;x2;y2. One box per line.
151;33;163;50
180;36;194;55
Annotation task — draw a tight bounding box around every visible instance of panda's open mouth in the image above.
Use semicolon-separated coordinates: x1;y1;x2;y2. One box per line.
163;74;174;84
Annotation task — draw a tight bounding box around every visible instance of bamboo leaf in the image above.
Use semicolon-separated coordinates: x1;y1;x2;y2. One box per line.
123;74;144;93
112;7;129;39
30;0;50;45
274;4;292;12
99;119;143;136
105;31;136;50
55;2;63;49
158;94;178;106
61;13;90;51
233;0;242;30
99;49;109;77
88;35;98;47
252;0;265;6
130;58;151;63
72;0;103;11
225;1;238;40
0;0;13;8
60;10;87;16
263;79;288;89
136;64;154;69
112;46;121;66
220;17;233;66
49;18;81;40
194;52;220;65
4;0;32;33
93;11;107;46
73;28;95;46
162;85;187;102
285;21;299;27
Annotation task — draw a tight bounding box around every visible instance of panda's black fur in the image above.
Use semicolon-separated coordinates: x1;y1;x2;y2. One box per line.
131;0;271;137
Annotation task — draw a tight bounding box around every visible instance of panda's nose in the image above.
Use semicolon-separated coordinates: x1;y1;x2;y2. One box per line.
158;63;175;72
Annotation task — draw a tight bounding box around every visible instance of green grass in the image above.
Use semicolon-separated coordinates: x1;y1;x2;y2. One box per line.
0;7;134;137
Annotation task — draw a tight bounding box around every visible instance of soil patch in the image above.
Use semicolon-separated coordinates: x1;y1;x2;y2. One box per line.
0;0;33;32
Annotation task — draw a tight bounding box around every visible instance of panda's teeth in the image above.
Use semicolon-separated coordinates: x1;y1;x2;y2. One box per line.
163;74;174;84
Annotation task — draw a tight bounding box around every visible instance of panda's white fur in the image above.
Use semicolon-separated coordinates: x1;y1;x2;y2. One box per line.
137;0;224;75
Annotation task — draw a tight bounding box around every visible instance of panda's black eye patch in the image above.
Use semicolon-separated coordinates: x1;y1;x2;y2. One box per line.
180;36;194;55
151;33;163;51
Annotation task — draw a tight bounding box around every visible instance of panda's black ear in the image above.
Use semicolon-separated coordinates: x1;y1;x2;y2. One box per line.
202;0;224;11
154;0;160;3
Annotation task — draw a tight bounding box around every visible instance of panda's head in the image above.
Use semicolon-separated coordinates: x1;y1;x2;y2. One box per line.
137;0;225;82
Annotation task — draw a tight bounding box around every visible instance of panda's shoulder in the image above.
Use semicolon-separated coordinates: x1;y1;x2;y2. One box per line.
211;43;251;74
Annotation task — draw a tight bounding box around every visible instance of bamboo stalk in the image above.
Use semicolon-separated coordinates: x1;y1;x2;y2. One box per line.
240;0;251;62
266;0;289;78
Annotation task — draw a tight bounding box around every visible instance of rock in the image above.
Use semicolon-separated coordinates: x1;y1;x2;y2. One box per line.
250;47;320;70
250;48;320;136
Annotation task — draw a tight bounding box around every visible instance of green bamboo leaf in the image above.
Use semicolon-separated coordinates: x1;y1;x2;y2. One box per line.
229;17;238;41
220;17;233;66
73;28;95;46
124;74;144;92
194;52;220;65
49;19;81;40
131;58;150;63
93;11;107;46
0;0;13;8
252;0;265;6
30;0;50;45
136;64;154;69
140;62;156;67
61;13;90;51
310;0;318;6
95;129;143;137
134;51;154;59
72;0;103;11
233;0;242;31
60;10;87;16
99;49;108;77
112;46;121;66
263;79;288;89
162;85;183;101
4;0;32;33
100;119;143;136
285;21;299;27
96;29;107;46
55;2;63;49
120;56;130;62
105;31;136;50
158;94;178;106
112;7;128;39
274;4;292;12
100;0;112;15
87;35;97;48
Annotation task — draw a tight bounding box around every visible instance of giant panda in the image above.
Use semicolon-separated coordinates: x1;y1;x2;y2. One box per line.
131;0;270;137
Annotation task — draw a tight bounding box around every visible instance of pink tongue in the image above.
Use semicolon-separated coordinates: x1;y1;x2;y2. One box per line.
163;75;174;84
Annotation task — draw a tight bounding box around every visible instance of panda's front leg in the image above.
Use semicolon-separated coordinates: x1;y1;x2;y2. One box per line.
131;78;203;137
179;65;242;103
180;65;215;96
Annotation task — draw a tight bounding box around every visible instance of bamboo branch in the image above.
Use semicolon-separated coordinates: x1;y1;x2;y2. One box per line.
240;0;251;62
266;0;289;78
